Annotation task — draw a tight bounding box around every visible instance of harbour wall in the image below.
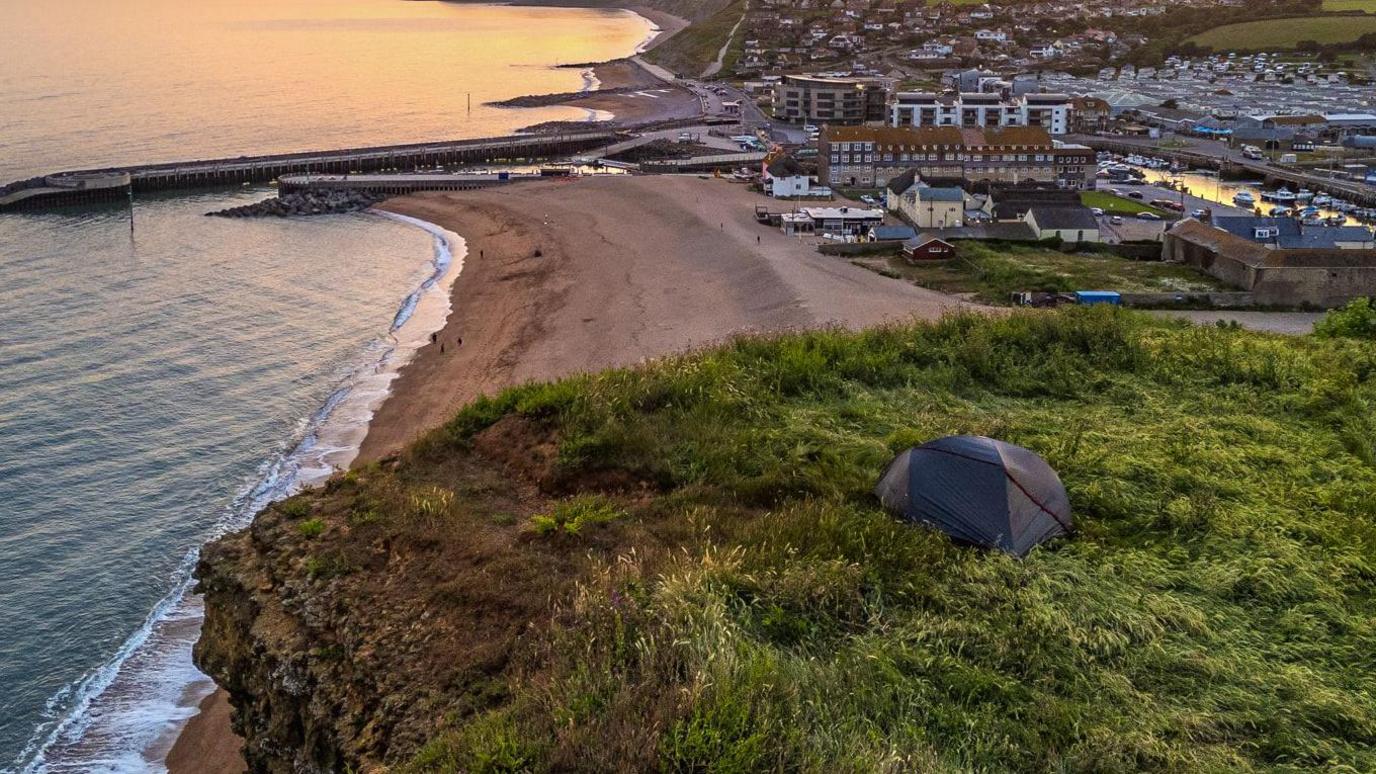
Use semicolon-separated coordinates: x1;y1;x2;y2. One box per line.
0;132;617;211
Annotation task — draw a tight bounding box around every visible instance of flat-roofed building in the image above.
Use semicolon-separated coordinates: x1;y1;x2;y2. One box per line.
891;92;1072;135
773;74;890;125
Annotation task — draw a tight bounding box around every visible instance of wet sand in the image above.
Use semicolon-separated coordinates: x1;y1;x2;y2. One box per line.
165;689;245;774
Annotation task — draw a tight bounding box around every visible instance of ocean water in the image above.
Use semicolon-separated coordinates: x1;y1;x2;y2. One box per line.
0;191;460;771
0;0;653;180
0;1;654;770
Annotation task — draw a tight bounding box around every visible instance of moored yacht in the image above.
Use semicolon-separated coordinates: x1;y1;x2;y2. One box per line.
1263;187;1298;204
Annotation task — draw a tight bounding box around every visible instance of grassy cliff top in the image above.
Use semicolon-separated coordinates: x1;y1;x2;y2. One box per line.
266;309;1376;772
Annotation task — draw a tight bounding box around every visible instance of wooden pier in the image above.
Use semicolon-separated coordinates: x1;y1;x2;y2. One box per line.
0;131;618;211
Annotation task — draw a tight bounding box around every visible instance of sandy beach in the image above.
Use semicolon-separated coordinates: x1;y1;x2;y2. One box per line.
358;175;974;460
167;175;976;770
165;689;245;774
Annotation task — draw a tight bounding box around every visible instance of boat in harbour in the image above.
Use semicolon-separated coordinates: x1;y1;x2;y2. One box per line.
1263;187;1298;204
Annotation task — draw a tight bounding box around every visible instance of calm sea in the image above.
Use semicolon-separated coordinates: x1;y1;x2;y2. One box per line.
0;2;653;771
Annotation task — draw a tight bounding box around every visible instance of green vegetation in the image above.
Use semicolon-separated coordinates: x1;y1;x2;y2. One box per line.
1080;190;1170;218
296;517;325;538
1114;0;1321;63
643;0;745;78
531;494;627;535
297;309;1376;772
276;497;311;519
1322;0;1376;11
1315;297;1376;338
859;242;1223;302
1186;15;1376;50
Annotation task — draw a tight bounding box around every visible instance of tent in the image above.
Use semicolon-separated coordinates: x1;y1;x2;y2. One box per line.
874;436;1071;557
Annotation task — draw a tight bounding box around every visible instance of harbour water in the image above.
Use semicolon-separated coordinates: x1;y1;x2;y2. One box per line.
0;2;655;771
1136;168;1367;226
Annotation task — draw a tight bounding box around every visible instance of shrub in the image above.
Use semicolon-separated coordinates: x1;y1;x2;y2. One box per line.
277;497;311;519
1314;297;1376;339
296;518;325;538
531;494;626;535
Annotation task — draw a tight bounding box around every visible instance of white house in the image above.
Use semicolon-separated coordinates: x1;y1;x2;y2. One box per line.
763;155;816;198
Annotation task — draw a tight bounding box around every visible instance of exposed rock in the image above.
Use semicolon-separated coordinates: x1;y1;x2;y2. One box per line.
207;190;385;218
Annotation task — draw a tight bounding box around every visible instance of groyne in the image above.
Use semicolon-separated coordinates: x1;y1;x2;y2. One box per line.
0;131;618;211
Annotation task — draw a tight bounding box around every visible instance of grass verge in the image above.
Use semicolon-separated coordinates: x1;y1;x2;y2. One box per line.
1081;190;1171;218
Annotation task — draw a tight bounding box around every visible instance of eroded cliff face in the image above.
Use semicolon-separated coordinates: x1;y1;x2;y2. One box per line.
193;435;577;773
194;512;398;773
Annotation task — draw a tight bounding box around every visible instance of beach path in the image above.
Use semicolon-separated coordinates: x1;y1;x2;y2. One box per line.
359;175;974;462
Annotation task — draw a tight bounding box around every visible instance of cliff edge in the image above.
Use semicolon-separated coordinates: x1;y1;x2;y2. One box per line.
195;310;1376;772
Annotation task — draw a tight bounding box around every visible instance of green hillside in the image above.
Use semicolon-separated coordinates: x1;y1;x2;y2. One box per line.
643;0;746;77
1187;15;1376;49
267;309;1376;772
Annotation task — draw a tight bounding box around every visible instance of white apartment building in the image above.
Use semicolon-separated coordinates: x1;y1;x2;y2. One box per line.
890;92;1071;135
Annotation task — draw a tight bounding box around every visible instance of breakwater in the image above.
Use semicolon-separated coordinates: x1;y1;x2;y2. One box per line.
0;131;617;212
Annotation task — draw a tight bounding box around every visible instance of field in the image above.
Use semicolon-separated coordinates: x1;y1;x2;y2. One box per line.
263;308;1376;771
1081;190;1171;218
1187;15;1376;50
858;241;1223;303
1322;0;1376;11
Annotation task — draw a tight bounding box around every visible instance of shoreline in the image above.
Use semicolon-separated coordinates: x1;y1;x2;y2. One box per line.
506;5;694;131
155;212;465;774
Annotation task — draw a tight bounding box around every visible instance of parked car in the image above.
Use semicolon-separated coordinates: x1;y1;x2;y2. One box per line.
1127;191;1145;200
1137;212;1162;220
1090;207;1105;217
1190;208;1207;219
860;194;877;205
1110;216;1124;225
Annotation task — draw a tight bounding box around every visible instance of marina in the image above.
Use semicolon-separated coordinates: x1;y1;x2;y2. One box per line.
1102;155;1376;228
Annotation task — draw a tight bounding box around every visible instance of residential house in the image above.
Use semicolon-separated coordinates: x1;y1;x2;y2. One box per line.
903;234;959;261
1024;206;1102;242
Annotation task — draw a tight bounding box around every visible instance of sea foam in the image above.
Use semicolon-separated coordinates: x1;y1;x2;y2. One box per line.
11;213;464;774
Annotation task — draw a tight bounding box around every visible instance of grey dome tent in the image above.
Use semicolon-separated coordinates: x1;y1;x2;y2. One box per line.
874;436;1071;557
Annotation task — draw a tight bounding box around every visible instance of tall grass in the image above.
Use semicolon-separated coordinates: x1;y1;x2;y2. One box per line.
354;308;1375;772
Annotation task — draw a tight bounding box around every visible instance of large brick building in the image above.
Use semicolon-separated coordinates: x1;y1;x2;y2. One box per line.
819;126;1094;189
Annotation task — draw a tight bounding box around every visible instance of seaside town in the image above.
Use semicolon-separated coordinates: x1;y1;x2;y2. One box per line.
4;2;1376;773
8;0;1376;311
